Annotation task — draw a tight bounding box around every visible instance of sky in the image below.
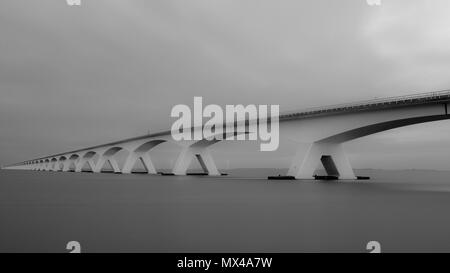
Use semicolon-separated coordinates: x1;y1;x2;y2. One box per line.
2;0;450;170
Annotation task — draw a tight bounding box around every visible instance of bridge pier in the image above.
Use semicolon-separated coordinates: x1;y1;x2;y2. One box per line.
94;156;121;173
51;160;59;172
122;152;157;174
287;142;356;180
75;158;95;172
62;160;72;172
173;147;220;176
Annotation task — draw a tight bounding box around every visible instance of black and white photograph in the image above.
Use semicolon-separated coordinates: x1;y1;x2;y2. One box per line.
2;0;450;260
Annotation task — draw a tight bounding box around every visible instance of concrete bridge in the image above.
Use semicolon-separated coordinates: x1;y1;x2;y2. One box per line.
4;90;450;180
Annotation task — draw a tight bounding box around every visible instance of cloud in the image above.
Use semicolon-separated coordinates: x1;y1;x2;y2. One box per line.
364;0;450;90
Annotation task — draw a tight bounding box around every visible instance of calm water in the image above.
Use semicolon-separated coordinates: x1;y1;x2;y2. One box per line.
1;169;450;253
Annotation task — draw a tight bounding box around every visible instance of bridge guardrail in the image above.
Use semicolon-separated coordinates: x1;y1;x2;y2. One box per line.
280;89;450;119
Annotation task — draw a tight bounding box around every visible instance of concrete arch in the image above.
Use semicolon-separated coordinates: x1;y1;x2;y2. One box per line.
288;115;450;180
74;151;98;172
189;139;221;149
121;140;168;174
69;154;80;160
171;132;246;176
57;156;70;171
38;160;44;171
82;151;97;159
50;157;60;171
44;159;50;171
317;115;449;144
64;154;80;171
57;156;67;170
95;146;129;173
103;146;125;157
134;140;167;153
48;158;57;171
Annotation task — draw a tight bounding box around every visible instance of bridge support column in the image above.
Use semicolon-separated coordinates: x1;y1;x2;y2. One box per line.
56;161;65;172
74;161;83;172
75;158;95;172
122;152;157;174
52;162;60;172
287;142;356;180
94;156;121;173
173;147;220;176
62;160;72;172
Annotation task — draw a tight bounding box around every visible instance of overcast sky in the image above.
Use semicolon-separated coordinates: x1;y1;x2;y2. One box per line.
2;0;450;170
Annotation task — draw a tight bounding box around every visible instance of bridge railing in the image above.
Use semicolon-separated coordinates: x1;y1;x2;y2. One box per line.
280;89;450;119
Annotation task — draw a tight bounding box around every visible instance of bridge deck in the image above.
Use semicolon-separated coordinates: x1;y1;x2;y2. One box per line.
280;89;450;121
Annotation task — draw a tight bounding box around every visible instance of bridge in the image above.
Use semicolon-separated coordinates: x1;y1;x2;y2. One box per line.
4;89;450;180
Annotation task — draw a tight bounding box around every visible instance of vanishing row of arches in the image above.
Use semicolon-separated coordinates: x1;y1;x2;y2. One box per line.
20;138;219;175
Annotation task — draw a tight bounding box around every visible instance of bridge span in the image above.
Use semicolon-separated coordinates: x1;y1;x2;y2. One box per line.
4;90;450;180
